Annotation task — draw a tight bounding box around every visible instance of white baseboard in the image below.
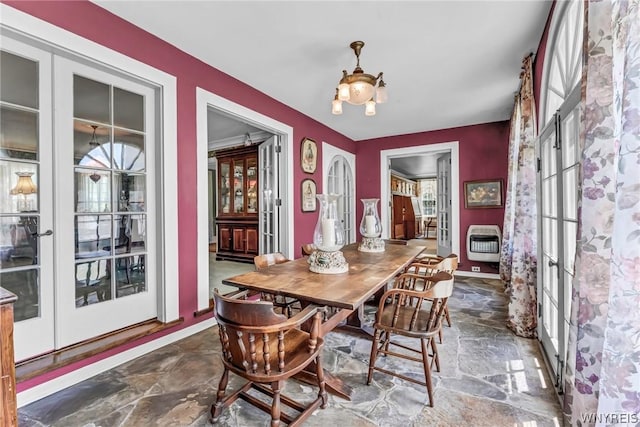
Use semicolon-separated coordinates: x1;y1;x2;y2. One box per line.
17;318;217;408
456;270;501;280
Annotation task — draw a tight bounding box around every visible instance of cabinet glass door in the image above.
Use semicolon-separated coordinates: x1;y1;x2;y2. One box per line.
246;158;258;214
233;161;244;214
219;161;230;214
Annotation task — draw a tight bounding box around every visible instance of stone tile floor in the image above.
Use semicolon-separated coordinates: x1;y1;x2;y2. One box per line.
18;277;563;426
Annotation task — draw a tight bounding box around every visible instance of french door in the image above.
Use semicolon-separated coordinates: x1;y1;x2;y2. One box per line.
0;39;55;360
326;155;355;243
537;86;580;388
259;135;281;254
0;36;158;359
436;153;452;256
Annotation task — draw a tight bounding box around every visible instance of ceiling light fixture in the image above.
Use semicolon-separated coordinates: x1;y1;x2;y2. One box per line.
243;132;253;147
332;41;387;116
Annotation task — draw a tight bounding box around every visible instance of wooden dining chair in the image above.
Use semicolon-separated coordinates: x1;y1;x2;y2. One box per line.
254;253;300;317
366;271;454;407
211;289;327;426
406;254;458;330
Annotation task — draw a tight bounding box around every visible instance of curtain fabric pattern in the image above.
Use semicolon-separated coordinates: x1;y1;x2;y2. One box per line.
499;55;538;338
563;0;640;423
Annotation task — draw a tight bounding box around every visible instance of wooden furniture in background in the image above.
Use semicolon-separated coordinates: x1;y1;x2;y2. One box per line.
0;287;18;427
215;145;259;263
210;290;327;426
253;253;300;318
367;271;454;407
391;194;416;240
223;243;425;400
390;174;417;197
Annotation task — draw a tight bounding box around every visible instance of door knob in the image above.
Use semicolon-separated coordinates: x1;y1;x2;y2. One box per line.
548;259;558;267
32;229;53;238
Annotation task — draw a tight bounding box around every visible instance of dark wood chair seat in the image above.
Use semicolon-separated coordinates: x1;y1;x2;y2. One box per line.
211;289;327;426
367;271;454;407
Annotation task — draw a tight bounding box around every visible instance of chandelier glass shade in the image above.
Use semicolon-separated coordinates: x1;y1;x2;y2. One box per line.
332;41;387;116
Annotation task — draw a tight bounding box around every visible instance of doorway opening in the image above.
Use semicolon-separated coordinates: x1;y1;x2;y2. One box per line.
196;88;294;311
380;142;460;258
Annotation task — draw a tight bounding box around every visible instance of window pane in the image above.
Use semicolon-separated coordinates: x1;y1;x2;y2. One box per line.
1;160;38;214
115;255;146;298
75;258;110;307
0;51;38;109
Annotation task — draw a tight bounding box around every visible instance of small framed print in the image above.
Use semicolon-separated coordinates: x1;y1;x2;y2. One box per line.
301;137;317;174
464;179;504;208
301;179;317;212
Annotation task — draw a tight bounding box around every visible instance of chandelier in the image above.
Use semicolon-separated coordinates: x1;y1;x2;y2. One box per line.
332;41;387;116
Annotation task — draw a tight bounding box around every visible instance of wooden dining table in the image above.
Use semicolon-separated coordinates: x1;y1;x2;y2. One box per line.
221;242;426;399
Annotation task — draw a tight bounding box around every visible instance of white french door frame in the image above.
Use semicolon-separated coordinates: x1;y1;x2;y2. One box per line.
536;84;581;390
380;142;460;257
196;88;294;311
322;143;356;243
0;37;55;361
1;3;179;352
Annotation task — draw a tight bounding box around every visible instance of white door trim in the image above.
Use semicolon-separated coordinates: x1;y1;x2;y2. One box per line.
379;141;460;257
196;88;294;311
1;4;179;322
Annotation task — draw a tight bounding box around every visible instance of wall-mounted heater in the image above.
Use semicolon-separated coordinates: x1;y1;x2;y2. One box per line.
467;225;501;262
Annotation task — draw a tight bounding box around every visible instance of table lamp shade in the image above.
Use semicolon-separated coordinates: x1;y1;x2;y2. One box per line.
10;172;38;195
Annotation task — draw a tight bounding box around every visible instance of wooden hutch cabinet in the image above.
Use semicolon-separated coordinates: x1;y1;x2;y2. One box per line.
215;146;259;263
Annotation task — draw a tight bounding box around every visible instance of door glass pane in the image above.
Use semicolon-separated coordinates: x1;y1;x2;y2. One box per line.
1;160;39;213
112;132;145;172
114;173;145;212
0;269;39;320
75;258;110;307
75;215;111;258
563;166;578;221
74;75;110;124
0;51;38;108
75;169;111;213
114;88;144;131
74;121;111;168
0;106;38;160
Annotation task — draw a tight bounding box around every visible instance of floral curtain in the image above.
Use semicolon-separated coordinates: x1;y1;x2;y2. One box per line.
499;55;538;338
563;0;640;424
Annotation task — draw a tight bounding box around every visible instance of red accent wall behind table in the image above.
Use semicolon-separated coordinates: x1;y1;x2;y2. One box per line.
355;121;510;273
5;0;355;390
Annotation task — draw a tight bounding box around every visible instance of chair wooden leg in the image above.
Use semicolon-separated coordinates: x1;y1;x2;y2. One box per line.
270;380;283;427
431;338;440;372
444;306;451;327
367;328;382;384
210;367;229;422
421;338;434;407
315;354;328;408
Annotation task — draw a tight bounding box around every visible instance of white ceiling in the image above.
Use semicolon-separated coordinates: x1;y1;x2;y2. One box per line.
93;1;551;142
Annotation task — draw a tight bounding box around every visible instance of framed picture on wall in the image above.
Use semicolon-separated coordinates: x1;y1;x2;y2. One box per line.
301;179;317;212
301;137;317;173
464;179;504;208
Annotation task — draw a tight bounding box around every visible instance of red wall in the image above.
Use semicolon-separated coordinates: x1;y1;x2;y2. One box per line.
355;122;511;273
4;0;355;389
4;0;544;391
